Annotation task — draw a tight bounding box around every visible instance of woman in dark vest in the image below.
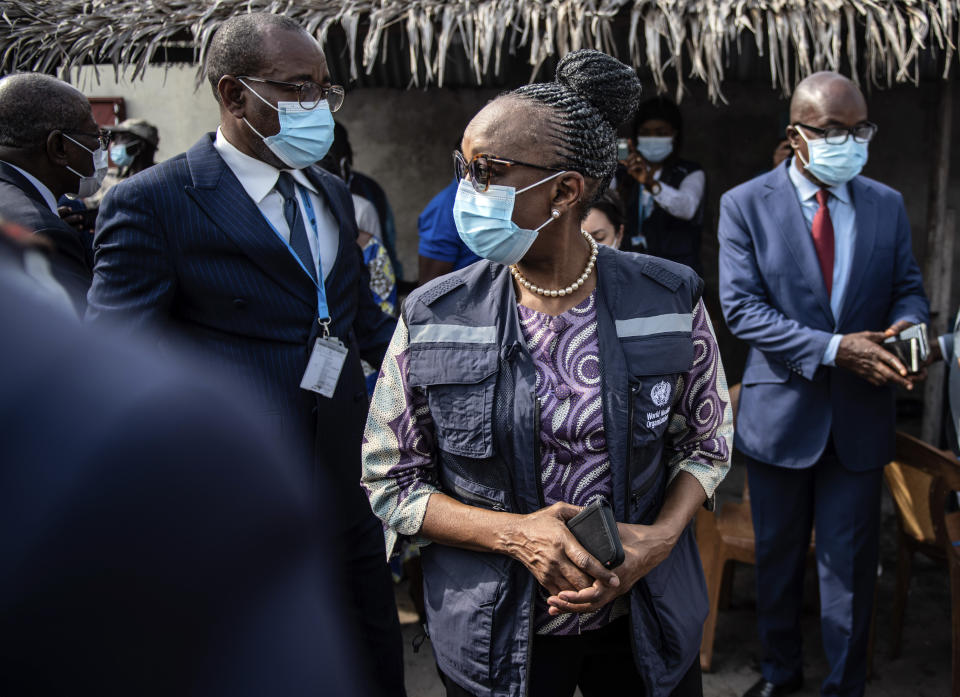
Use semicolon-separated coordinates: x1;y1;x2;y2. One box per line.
620;98;705;275
362;50;732;697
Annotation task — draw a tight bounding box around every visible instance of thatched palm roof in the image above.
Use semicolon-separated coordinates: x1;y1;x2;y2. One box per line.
1;1;958;102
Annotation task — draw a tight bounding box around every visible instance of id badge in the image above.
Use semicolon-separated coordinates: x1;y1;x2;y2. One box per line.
300;336;348;398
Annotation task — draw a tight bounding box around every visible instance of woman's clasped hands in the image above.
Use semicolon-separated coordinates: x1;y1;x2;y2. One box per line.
502;501;679;617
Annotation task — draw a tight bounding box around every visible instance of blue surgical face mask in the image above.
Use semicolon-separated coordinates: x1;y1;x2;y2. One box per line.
796;129;868;187
240;78;335;169
109;143;135;167
63;134;108;198
634;136;673;163
453;171;567;266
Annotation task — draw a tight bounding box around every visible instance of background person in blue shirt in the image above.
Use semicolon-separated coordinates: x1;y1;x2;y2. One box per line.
417;137;480;285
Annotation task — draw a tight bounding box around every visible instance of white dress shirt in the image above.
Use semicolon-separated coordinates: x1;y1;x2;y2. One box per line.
635;168;706;224
352;194;382;240
651;168;705;221
213;128;339;280
4;162;58;213
787;158;857;366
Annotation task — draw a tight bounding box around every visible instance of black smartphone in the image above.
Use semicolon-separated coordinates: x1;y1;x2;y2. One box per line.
616;137;631;161
566;498;625;569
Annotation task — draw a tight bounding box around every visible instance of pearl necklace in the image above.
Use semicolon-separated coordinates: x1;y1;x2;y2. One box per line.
510;230;598;298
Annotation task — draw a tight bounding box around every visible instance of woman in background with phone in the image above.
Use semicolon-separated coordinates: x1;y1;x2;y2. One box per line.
362;50;732;697
619;97;705;275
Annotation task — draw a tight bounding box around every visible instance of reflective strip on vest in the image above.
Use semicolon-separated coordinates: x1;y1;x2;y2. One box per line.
408;323;497;344
615;312;692;338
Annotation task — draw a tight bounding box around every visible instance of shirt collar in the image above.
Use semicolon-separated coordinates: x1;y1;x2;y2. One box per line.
3;162;58;213
213;127;318;204
787;156;850;205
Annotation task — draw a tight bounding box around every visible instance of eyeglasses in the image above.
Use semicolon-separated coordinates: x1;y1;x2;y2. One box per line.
453;151;562;193
237;75;344;112
794;121;878;145
63;129;112;150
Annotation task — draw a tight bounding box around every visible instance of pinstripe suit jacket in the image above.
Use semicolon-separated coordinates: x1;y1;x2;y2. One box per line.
87;134;396;524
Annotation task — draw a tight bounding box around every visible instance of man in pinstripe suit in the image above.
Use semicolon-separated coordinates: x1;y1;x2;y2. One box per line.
87;13;405;696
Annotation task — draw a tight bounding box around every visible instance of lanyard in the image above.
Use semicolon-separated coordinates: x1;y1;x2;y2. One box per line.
261;180;331;332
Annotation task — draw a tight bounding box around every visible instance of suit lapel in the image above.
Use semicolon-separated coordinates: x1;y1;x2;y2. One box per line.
183;135;315;306
836;178;878;327
765;162;834;325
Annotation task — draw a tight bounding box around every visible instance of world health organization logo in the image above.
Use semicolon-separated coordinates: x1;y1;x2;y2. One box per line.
651;380;671;408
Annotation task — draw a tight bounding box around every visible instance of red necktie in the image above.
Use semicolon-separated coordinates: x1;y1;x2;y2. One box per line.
812;189;835;295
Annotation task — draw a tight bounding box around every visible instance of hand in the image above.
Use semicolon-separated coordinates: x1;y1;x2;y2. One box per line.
883;319;914;339
58;205;87;235
624;152;650;186
545;521;677;616
504;502;620;597
884;320;935;386
835;330;914;389
356;229;373;248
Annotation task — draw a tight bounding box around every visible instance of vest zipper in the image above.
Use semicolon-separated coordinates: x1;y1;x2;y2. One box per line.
533;394;545;508
625;382;640;515
450;482;505;511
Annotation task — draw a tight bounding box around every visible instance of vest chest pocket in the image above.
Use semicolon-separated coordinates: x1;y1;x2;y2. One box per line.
622;337;694;506
408;345;499;459
623;337;693;443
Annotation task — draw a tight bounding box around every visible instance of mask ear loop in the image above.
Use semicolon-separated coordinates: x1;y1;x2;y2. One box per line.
516;169;566;194
62;133;97;179
517;170;568;232
237;78;281;113
532;208;562;233
237;77;281;141
793;127;812;169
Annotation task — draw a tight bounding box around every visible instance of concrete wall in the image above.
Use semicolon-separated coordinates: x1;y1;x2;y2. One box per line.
73;67;959;311
75;66;220;163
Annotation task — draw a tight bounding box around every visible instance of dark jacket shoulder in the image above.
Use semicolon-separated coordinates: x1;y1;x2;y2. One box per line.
404;258;494;313
599;245;704;307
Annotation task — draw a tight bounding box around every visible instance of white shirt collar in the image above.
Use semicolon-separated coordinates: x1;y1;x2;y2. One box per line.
787;157;851;205
3;162;58;213
213;127;318;203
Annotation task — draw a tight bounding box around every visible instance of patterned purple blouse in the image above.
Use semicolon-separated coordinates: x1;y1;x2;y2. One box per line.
519;291;624;635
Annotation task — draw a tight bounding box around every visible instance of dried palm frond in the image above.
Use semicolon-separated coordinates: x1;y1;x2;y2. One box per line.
0;0;957;102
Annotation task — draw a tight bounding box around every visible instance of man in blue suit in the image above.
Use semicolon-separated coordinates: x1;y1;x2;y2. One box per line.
86;13;404;696
718;72;929;697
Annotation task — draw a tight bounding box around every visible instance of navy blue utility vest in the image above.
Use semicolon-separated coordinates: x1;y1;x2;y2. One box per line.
403;245;708;697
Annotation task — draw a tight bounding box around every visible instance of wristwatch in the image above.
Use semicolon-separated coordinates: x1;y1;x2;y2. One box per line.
649;181;662;196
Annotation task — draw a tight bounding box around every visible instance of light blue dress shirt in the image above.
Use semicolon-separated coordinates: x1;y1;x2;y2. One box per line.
787;161;856;365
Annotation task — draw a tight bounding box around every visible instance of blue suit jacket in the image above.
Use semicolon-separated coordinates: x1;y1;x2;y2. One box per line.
87;134;396;524
0;161;91;313
718;161;929;471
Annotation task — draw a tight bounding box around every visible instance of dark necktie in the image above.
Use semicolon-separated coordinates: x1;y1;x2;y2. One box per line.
812;189;835;296
274;172;316;282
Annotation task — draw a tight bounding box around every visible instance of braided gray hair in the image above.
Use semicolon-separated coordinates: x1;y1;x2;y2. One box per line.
512;49;641;202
